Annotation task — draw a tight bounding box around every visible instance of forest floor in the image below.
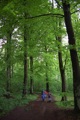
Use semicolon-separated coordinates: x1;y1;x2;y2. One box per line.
0;95;80;120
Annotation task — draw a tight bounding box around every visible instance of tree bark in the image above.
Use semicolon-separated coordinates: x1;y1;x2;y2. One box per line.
45;62;49;92
30;56;33;94
22;0;29;97
62;0;80;111
57;37;67;101
45;46;49;92
6;32;12;98
56;15;67;101
22;19;28;97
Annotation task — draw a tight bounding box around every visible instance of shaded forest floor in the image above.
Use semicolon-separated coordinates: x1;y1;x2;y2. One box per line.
0;95;80;120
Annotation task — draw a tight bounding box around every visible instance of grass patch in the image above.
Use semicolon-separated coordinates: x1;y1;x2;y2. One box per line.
53;92;74;101
53;91;74;109
55;100;74;109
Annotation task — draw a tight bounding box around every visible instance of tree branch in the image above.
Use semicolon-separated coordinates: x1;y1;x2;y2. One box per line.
71;9;80;15
55;0;63;8
27;13;64;19
71;3;79;11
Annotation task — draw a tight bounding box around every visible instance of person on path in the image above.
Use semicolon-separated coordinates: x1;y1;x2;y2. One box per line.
47;92;52;102
41;90;46;101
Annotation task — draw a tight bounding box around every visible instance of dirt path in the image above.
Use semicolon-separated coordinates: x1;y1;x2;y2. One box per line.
0;96;80;120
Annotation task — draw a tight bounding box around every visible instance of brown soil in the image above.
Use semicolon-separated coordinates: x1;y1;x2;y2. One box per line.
0;95;80;120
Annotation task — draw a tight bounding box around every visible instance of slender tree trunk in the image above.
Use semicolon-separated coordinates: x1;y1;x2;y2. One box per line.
30;56;33;94
56;16;67;101
22;0;29;97
45;62;49;92
6;32;12;98
52;0;54;8
45;46;49;92
58;41;66;101
22;20;28;97
62;1;80;111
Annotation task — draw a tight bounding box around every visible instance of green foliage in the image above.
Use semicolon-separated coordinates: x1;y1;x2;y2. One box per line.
0;0;80;114
54;91;74;101
56;100;74;108
54;92;74;108
0;88;6;96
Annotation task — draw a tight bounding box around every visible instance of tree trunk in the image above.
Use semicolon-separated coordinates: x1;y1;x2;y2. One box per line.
45;46;49;92
22;20;28;97
62;1;80;111
57;36;67;101
58;47;66;101
30;56;33;94
56;16;67;101
22;0;29;97
52;0;54;8
46;62;49;92
6;32;12;98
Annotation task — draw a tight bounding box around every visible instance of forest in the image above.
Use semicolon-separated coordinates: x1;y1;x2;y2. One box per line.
0;0;80;118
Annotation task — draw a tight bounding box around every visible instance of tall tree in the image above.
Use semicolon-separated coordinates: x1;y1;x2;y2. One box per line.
6;31;12;95
45;46;49;92
61;0;80;111
22;13;28;97
30;56;34;94
57;36;67;101
54;3;67;101
0;5;16;97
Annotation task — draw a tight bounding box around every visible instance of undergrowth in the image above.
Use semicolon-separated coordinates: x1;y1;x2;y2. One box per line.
55;100;74;109
54;92;74;109
0;94;38;116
